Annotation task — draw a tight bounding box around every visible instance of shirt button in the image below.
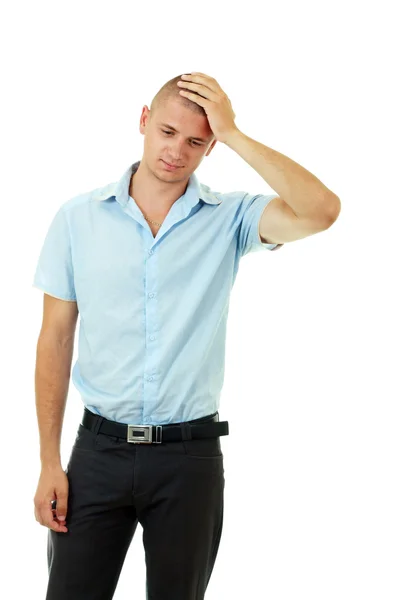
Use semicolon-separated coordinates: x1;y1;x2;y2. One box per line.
148;376;154;381
148;293;155;298
149;335;155;341
148;249;153;255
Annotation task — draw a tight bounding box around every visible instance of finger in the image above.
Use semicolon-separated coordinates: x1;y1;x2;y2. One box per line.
41;504;68;532
178;90;207;106
189;73;220;90
52;507;67;524
178;81;217;100
52;497;68;523
183;75;218;94
35;500;68;531
190;72;213;80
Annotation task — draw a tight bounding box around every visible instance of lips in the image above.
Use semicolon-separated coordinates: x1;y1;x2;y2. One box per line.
162;160;181;169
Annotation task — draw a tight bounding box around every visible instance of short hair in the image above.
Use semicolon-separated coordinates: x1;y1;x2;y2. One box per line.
150;74;207;119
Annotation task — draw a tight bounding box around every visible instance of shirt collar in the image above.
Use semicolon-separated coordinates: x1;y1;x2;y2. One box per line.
93;161;222;210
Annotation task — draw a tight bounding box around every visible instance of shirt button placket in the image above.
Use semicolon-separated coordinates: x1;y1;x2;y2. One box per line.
144;247;158;421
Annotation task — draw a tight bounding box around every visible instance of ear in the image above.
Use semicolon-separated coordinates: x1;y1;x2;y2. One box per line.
139;106;152;135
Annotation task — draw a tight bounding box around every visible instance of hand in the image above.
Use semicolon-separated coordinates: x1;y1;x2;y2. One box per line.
177;72;239;144
34;465;69;533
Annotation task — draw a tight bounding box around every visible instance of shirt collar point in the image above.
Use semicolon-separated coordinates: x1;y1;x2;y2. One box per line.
94;163;223;206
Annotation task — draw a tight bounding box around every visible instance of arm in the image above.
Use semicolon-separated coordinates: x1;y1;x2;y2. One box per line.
34;293;79;468
224;129;341;223
176;72;340;245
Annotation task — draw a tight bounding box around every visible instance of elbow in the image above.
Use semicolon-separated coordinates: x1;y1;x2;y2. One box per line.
326;195;341;224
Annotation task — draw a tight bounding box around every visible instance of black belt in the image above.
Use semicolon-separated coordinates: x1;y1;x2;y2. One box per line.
82;407;229;444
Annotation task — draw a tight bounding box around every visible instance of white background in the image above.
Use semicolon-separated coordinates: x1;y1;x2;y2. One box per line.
1;0;399;598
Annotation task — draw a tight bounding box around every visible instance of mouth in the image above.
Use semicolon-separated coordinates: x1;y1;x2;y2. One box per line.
162;160;182;171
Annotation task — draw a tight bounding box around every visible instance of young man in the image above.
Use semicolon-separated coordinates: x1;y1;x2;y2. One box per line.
33;72;340;600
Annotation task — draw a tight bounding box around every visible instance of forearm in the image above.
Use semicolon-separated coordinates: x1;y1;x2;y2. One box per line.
224;129;340;220
35;335;73;468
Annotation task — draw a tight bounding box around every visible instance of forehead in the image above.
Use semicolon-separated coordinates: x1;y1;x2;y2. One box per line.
155;99;211;141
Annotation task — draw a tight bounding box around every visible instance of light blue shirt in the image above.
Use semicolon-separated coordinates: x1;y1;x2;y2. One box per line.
33;160;283;425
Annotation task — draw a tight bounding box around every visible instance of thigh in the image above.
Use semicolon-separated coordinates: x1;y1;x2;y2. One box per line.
46;427;139;600
141;440;225;600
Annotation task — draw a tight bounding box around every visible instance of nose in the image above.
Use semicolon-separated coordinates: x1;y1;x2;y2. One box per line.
168;153;183;164
168;139;186;161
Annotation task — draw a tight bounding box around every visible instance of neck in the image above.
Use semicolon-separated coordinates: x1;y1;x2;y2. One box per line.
129;159;190;213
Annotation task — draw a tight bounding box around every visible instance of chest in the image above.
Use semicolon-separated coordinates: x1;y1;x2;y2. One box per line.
142;214;167;238
71;206;240;321
147;222;161;238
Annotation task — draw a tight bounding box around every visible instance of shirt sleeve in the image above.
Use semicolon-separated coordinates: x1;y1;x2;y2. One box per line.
32;206;77;301
237;193;284;257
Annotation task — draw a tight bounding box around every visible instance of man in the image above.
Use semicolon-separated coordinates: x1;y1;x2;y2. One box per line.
33;71;341;600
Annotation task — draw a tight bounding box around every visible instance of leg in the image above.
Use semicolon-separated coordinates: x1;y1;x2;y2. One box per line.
137;435;225;600
45;427;139;600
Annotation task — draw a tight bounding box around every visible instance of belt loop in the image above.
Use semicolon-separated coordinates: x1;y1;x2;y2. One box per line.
180;422;192;441
92;415;104;436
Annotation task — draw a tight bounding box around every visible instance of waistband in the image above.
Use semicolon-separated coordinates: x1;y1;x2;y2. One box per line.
81;407;229;444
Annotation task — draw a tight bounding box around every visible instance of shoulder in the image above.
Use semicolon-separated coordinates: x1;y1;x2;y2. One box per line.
59;182;116;214
199;182;249;209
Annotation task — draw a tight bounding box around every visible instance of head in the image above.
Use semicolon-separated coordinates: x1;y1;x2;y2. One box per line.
138;74;218;182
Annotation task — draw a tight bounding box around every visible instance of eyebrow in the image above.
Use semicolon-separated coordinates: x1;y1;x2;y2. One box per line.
159;123;208;143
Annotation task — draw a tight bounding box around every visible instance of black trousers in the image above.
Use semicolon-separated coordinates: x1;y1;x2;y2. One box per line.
46;410;225;600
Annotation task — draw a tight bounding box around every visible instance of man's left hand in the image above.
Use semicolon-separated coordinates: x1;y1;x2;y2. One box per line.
177;72;238;144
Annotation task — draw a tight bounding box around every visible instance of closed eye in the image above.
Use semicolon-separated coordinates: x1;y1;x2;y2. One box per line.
161;130;202;146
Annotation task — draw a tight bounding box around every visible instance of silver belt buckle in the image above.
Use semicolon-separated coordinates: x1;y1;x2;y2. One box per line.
127;424;162;444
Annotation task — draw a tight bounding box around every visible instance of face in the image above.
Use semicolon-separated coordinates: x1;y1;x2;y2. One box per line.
139;98;218;181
